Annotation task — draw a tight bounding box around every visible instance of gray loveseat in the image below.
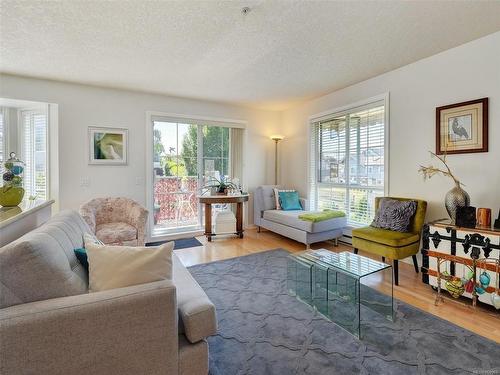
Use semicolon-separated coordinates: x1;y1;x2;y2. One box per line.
0;210;216;375
254;185;347;248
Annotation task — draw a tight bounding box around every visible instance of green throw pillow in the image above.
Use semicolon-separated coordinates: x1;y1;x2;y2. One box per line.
74;248;89;273
278;191;302;210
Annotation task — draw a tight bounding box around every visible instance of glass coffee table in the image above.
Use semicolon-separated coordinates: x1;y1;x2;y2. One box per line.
287;249;394;338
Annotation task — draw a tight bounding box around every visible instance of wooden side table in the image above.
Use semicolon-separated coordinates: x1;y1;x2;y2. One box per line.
198;194;249;241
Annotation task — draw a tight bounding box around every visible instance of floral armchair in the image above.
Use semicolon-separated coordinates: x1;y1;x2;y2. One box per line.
79;197;148;246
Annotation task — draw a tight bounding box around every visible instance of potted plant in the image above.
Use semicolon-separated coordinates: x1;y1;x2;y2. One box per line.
202;177;238;196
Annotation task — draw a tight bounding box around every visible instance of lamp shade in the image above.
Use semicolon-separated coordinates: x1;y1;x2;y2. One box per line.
270;135;284;141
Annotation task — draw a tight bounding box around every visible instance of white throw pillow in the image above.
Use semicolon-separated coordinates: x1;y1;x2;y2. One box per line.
86;242;173;292
273;188;296;210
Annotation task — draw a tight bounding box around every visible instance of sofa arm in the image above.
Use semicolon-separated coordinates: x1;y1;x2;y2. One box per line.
300;198;309;211
0;280;178;375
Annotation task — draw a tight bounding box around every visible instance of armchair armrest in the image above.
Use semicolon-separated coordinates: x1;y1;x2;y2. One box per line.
126;202;149;245
0;280;178;375
79;204;97;233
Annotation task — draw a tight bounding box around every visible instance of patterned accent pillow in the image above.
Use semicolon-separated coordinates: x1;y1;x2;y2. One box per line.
371;199;417;232
273;188;296;210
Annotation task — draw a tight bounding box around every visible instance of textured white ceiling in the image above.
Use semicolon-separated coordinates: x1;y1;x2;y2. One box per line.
1;1;500;110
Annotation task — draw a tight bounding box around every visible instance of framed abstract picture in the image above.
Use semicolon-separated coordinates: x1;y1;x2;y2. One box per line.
436;98;488;155
88;127;128;165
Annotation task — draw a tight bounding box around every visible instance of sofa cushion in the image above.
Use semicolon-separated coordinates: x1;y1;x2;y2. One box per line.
0;210;91;309
263;210;346;233
86;242;173;292
96;222;137;244
352;226;420;247
173;254;217;343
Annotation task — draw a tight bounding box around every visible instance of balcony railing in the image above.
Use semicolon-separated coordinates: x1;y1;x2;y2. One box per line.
153;176;199;230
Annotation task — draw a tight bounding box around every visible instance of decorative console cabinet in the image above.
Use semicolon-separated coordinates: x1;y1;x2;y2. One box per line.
421;220;500;308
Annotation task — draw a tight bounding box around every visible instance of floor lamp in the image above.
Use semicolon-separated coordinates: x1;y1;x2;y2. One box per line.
270;135;284;185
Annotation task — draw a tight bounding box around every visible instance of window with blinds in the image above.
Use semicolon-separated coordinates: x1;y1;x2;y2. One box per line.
310;99;386;226
22;110;48;199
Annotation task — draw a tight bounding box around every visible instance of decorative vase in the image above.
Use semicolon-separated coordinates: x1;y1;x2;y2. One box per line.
479;272;490;287
1;152;25;207
445;182;470;224
0;185;25;207
465;279;475;293
476;208;492;228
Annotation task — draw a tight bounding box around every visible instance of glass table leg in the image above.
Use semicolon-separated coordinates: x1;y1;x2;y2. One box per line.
356;279;361;339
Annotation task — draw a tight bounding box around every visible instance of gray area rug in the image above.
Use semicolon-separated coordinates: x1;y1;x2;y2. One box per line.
188;249;500;375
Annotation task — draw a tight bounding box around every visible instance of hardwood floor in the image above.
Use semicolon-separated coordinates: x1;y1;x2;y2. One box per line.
174;228;500;343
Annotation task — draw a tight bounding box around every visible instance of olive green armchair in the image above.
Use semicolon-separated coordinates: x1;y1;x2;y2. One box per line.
352;197;427;286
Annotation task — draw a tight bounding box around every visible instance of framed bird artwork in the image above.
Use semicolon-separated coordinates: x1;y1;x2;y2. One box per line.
436;97;488;155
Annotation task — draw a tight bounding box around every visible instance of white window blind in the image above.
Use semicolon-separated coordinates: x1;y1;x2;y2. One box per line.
310;100;386;226
22;110;48;199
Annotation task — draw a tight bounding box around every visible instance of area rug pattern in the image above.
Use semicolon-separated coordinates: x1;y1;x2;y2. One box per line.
188;249;500;375
146;237;202;250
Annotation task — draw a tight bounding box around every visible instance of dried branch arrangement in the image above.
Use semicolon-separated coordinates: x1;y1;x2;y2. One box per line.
418;151;462;186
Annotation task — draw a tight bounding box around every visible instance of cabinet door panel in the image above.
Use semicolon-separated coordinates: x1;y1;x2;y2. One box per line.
427;227;451;288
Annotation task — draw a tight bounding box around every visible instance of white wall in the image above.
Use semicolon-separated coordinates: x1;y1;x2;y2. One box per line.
282;31;500;222
0;75;282;225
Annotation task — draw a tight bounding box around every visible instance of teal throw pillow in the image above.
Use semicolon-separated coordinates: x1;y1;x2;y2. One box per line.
74;248;89;273
278;191;302;211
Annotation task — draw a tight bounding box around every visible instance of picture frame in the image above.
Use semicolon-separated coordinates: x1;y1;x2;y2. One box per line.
435;97;488;155
88;126;128;165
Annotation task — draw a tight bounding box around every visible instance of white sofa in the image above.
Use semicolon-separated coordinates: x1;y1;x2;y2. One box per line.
254;185;347;248
0;210;216;375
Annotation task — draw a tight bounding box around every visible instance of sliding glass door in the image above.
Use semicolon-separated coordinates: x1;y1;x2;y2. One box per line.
202;125;230;182
151;120;233;235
